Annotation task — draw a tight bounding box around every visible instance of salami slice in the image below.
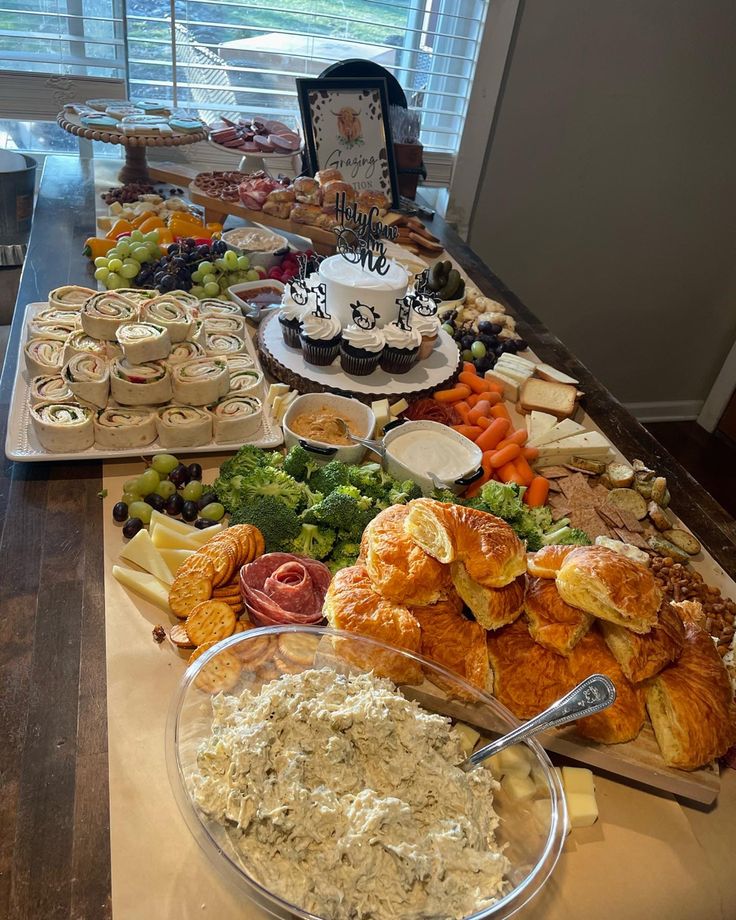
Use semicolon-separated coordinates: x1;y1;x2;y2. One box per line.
239;553;331;626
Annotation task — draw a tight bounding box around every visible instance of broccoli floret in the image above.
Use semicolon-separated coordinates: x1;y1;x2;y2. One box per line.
237;466;304;510
217;445;271;480
229;495;301;552
309;460;351;496
542;525;591;547
524;504;555;533
388;479;423;505
289;522;336;560
326;539;362;574
347;463;395;501
303;486;376;537
300;483;324;509
282;444;322;481
213;472;246;512
431;487;459;504
478;480;525;521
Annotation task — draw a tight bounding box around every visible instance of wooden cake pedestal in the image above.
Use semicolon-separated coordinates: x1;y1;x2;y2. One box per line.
257;311;461;404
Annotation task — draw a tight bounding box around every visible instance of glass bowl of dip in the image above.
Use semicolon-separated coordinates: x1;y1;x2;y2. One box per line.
167;625;566;920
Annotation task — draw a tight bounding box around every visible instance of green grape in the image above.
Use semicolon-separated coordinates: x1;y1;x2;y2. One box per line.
190;285;205;299
151;453;180;474
191;270;203;283
120;259;140;279
200;502;225;522
214;258;227;270
116;240;131;257
202;273;216;285
130;244;149;260
471;341;487;359
94;256;109;268
156;480;177;499
123;478;141;495
461;348;474;362
224;250;238;270
136;467;161;495
145;242;161;257
130;229;144;242
107;257;123;272
128;501;152;525
204;281;220;297
94;267;110;281
121;491;139;506
142;231;159;243
245;269;260;282
441;323;454;336
181;480;203;502
236;255;250;271
106;273;123;289
199;260;213;274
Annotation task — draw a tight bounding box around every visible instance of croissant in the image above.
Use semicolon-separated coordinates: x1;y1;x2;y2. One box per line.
526;545;577;579
524;575;593;655
599;601;685;683
451;565;525;630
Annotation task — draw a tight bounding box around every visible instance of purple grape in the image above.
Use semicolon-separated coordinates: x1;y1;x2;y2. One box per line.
181;500;198;522
123;518;143;539
165;493;183;516
112;501;128;523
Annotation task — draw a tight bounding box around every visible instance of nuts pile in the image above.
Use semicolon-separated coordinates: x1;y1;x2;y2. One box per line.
650;555;736;655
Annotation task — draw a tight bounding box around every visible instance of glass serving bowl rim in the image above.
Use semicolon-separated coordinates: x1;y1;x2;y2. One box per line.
166;624;567;920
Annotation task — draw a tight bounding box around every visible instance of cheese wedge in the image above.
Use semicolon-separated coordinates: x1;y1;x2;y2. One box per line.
390;398;409;417
529;410;557;441
119;528;173;585
158;546;196;577
150;523;205;551
112;564;170;612
266;382;289;407
527;418;586;448
536;363;579;386
537;431;612;457
150;511;224;544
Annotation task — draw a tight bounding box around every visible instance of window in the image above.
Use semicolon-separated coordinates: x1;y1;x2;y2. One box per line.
1;0;488;157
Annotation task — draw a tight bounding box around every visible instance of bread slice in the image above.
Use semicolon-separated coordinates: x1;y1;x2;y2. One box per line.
520;378;577;419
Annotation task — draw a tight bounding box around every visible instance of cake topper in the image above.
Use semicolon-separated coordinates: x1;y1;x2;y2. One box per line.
311;282;330;319
333;191;398;277
395;294;415;332
350;300;379;330
288;255;311;306
411;290;439;317
414;268;431;296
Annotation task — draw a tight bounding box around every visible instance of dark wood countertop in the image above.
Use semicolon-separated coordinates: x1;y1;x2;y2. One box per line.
0;155;734;919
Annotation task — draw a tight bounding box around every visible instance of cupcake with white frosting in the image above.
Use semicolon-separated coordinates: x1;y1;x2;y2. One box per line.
279;285;309;348
411;312;441;359
299;311;342;366
380;322;422;374
339;324;385;376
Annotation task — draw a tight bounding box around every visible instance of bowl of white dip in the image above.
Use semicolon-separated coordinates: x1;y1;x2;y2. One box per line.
167;625;566;920
382;418;483;493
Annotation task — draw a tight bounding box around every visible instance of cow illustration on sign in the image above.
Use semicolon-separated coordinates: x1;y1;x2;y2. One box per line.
333;107;364;147
350;301;379;330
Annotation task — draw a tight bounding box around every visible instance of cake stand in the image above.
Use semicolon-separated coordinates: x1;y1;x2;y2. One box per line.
258;311;461;404
57;112;208;184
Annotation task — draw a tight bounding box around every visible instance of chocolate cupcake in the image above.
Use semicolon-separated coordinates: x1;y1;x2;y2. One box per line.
299;312;342;366
340;324;385;376
380;322;421;374
278;290;307;348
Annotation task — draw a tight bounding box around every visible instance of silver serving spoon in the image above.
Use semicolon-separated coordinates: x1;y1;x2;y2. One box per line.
333;417;386;458
461;674;616;771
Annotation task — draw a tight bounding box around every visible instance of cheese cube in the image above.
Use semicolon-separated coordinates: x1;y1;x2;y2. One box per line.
496;744;532;777
112;565;170;613
454;722;480;757
501;772;537;803
119;528;173;585
390;398;409;417
566;791;599;828
562;766;595;797
486;754;504;780
371;398;390;435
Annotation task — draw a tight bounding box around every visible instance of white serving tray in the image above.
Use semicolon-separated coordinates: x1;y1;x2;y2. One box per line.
6;302;283;462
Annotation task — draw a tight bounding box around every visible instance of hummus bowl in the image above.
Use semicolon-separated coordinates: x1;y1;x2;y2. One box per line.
168;626;566;920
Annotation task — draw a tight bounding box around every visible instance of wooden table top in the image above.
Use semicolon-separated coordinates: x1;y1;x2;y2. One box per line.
1;155;734;919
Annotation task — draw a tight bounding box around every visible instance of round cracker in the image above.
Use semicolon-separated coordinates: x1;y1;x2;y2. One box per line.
169;623;195;649
178;553;216;580
185;600;237;646
213;583;242;599
277;632;317;667
169;574;213;620
194;647;242;694
233;634;272;667
199;539;238;587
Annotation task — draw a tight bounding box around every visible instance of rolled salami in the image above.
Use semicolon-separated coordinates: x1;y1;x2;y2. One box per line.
94;406;157;449
227;365;263;395
140;295;195;342
198;299;243;318
62;353;110;409
203;314;245;335
167;340;205;364
30;402;94;452
48;285;97;311
110;358;172;406
212;395;262;442
170;357;229;406
30;375;74;405
116;322;171;363
81;291;138;340
25;337;65;376
26;319;78;342
205;332;246;356
63;330;112;363
155;405;212;449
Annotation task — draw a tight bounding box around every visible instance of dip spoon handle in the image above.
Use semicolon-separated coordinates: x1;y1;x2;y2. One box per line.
333;418;386;458
460;674;617;771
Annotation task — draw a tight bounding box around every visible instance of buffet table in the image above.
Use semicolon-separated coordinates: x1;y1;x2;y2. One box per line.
1;156;735;920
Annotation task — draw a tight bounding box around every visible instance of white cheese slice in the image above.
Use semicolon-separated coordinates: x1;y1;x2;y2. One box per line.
371;398;390;435
273;390;298;423
112;564;170;612
527;418;586;448
389;398;409;417
535;363;580;386
567;791;599;827
497;353;536;372
266;382;289;407
539;431;612;453
149;510;224;544
158;546;196;577
150;524;206;551
494;358;534;383
529;410;558;441
454;722;480;757
119;528;173;585
484;369;519;402
562;766;595;796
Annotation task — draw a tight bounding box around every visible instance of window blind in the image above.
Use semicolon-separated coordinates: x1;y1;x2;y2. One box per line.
0;0;126;78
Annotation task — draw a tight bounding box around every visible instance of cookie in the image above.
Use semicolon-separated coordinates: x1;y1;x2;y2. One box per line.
185;599;237;646
169;574;212;619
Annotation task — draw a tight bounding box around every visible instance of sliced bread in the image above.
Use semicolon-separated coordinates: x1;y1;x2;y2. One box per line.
519;377;578;419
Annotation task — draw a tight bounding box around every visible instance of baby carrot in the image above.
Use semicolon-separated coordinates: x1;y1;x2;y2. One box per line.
490;403;512;423
484;380;505;396
452;424;483;439
475;416;510;451
497;462;526;485
489;443;522;468
458;371;490;394
466;392;482;408
462;361;477;375
434;384;471;402
522;446;539;460
476;416;491;429
485;391;502;407
453;401;471;423
525;475;550;507
468;400;492;424
496;429;528;450
514;454;535;485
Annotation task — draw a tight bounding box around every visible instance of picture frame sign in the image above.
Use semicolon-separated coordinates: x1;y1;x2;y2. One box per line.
296;76;400;209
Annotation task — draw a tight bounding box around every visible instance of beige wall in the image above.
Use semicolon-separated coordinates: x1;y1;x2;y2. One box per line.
469;0;736;413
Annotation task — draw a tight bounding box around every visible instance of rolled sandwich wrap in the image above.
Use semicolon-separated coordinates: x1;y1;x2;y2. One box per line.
30;375;74;405
227;365;262;395
188;319;206;347
81;291;138;340
170;357;229;406
167;340;205;364
48;285;96;311
25;337;65;376
33;307;82;327
63;330;115;363
155;405;212;448
27;319;78;341
205;332;246;356
94;407;157;449
198;299;242;317
116;322;171;363
114;288;156;307
62;353;110;409
140;295;195;342
110;358;172;406
203;314;245;335
30;402;94;452
212;395;262;442
226;354;254;371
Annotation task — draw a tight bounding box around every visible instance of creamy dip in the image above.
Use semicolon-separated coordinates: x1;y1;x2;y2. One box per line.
190;669;509;920
291;410;354;445
222;228;287;252
389;428;479;481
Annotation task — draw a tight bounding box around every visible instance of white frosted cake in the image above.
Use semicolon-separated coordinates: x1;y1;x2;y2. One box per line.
317;255;409;328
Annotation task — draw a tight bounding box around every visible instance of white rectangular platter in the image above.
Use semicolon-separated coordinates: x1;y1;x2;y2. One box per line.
5;302;283;462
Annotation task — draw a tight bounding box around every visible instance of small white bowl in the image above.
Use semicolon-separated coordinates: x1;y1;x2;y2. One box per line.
222;228;289;270
282;393;375;465
228;280;284;321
